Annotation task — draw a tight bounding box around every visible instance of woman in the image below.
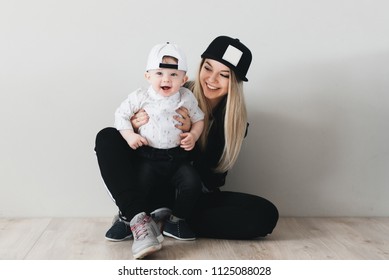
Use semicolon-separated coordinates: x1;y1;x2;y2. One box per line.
95;35;278;244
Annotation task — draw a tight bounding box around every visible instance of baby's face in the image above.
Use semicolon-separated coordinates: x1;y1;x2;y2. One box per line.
145;68;187;97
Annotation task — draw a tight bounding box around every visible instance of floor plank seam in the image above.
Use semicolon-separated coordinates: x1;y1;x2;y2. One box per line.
23;218;53;260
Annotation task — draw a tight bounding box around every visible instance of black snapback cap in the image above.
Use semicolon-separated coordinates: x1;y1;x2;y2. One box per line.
201;35;252;82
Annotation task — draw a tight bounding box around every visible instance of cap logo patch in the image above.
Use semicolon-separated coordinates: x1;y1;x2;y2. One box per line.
222;45;243;67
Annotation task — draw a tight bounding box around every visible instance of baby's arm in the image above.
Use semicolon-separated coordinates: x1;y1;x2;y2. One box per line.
119;129;148;150
180;120;204;151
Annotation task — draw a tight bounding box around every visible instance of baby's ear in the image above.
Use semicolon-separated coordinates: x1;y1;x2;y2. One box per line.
144;72;151;80
182;75;189;85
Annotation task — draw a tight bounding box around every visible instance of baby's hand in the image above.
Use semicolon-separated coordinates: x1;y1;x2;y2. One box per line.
126;133;148;150
180;132;195;151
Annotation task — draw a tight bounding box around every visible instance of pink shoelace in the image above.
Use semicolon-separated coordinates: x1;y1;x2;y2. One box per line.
131;215;151;240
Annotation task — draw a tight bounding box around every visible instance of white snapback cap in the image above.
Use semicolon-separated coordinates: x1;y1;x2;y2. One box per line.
146;42;187;72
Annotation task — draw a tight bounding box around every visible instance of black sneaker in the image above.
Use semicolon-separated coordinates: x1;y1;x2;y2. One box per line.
163;219;196;241
105;215;133;242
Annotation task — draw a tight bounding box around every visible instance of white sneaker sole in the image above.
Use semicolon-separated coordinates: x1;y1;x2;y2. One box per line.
163;231;196;241
104;234;132;242
133;243;162;259
156;234;164;243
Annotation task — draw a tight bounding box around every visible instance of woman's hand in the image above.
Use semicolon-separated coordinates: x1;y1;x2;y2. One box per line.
174;107;192;132
130;109;149;132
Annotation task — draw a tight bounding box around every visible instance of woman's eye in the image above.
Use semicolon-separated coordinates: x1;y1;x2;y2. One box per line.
221;74;230;78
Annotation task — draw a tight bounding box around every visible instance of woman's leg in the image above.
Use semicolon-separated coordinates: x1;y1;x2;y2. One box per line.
95;127;145;220
188;191;279;239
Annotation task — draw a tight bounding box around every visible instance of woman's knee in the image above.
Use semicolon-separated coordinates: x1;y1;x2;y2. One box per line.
175;164;202;189
95;127;120;149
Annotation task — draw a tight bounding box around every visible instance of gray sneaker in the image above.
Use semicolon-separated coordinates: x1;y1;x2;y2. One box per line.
150;207;172;232
130;212;163;259
105;209;171;242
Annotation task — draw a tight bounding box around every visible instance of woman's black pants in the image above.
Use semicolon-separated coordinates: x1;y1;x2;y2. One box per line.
95;127;279;239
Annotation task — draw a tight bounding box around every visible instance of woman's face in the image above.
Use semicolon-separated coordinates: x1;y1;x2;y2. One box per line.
199;59;230;107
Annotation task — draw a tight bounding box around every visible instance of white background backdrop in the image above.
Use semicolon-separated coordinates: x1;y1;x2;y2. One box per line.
1;0;388;217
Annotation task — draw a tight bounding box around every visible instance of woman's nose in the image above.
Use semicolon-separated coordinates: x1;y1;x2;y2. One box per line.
207;72;218;83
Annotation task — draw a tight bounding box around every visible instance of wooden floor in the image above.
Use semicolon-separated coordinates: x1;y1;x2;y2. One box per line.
1;217;389;260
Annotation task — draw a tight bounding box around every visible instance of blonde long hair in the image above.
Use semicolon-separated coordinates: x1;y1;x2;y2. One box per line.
190;59;247;173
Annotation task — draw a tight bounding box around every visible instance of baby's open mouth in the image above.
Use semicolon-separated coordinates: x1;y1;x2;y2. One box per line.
161;86;171;90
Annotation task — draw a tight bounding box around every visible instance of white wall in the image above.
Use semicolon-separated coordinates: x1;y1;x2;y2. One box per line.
1;0;388;217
